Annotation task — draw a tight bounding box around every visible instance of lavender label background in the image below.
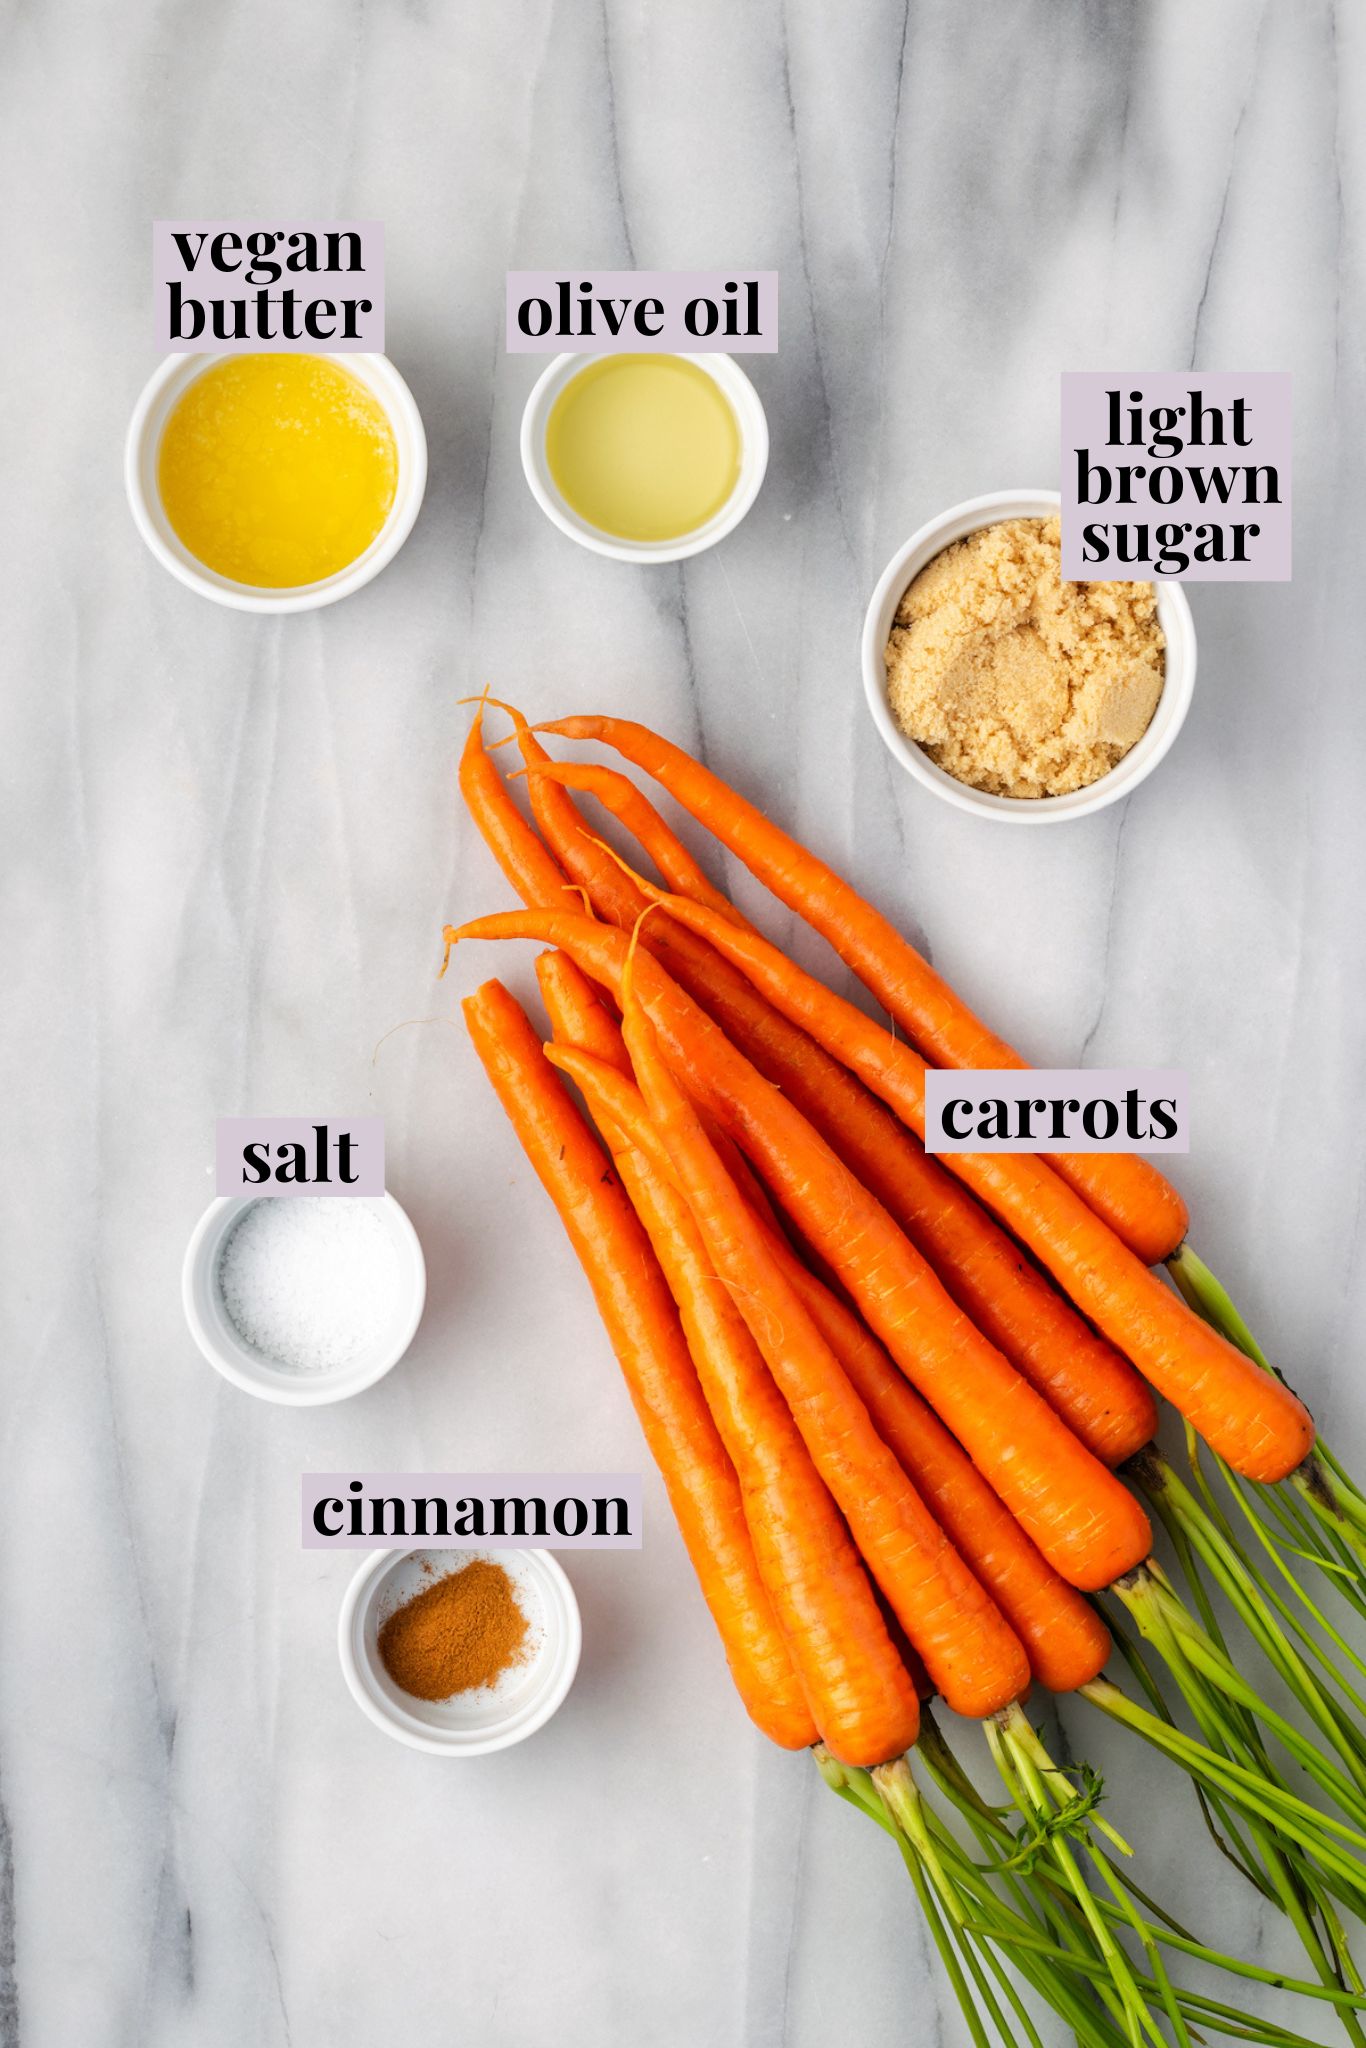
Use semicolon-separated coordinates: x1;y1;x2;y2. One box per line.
924;1070;1189;1154
215;1117;385;1196
507;270;778;352
153;220;384;351
1060;371;1291;580
303;1473;644;1549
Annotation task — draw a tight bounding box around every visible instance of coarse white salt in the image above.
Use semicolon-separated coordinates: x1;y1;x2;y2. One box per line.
217;1198;402;1373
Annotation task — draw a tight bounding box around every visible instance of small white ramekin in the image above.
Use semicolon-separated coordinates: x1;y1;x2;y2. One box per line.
181;1192;426;1406
339;1547;582;1756
125;351;428;613
519;351;768;563
862;489;1197;825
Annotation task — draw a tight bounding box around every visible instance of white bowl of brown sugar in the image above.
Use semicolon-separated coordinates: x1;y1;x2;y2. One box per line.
861;489;1197;824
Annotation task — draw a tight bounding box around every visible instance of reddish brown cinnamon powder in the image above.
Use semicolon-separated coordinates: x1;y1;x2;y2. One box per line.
378;1559;531;1700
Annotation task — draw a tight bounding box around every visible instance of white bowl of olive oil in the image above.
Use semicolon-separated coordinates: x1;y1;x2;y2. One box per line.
520;351;768;563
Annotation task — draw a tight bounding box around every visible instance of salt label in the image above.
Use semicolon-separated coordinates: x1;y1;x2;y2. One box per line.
215;1116;385;1197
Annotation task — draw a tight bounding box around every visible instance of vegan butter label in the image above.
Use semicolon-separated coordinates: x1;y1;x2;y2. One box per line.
153;220;384;350
507;269;778;353
923;1071;1188;1155
304;1473;644;1549
1060;372;1290;580
215;1117;385;1196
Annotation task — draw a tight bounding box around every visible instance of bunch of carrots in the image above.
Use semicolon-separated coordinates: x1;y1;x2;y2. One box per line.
444;699;1366;2047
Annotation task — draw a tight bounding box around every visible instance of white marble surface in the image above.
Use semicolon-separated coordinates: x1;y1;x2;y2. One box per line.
3;2;1365;2042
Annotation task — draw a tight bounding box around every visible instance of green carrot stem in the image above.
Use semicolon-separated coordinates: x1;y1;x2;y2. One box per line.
1317;1444;1366;1526
868;1757;1101;2047
1167;1244;1366;1579
1294;1466;1366;1570
1166;1244;1273;1370
932;1801;1358;2046
872;1756;964;1927
964;1920;1357;2044
1112;1563;1366;1843
950;1909;1047;2048
820;1748;1145;2047
994;1716;1158;2048
1081;1679;1366;1891
1176;1622;1366;1824
1182;1437;1366;1715
1141;1445;1366;1751
923;1808;1151;2048
1102;1622;1276;1893
1004;1707;1195;2048
900;1818;995;2048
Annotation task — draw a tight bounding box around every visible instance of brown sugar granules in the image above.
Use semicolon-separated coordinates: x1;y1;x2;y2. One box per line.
378;1558;532;1701
884;516;1165;799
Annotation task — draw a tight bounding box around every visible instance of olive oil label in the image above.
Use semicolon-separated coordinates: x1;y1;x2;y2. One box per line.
215;1117;386;1196
1061;371;1291;580
304;1475;644;1549
924;1072;1189;1155
507;269;778;352
153;220;384;351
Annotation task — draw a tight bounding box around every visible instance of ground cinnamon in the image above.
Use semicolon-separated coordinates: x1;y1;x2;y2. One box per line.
378;1558;531;1700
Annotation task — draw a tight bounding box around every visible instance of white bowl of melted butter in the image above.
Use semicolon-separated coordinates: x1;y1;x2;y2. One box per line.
125;350;427;612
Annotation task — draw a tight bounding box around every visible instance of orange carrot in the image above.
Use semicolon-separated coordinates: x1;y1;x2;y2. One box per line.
520;756;747;929
463;976;815;1750
537;960;920;1765
767;1242;1113;1696
448;909;1153;1590
616;951;1032;1716
483;709;1153;1467
617;886;1315;1488
561;1030;1110;1699
553;1012;1028;1722
458;702;576;909
535;951;630;1079
539;713;1190;1266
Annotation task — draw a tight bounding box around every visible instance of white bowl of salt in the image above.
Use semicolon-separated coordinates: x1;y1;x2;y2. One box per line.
182;1193;426;1405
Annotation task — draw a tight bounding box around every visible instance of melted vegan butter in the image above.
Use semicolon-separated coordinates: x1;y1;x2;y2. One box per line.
157;354;398;588
545;354;742;543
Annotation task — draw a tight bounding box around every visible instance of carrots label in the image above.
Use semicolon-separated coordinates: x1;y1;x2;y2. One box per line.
924;1071;1188;1155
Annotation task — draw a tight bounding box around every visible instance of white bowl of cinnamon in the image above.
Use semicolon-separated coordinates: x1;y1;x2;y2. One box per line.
338;1546;581;1755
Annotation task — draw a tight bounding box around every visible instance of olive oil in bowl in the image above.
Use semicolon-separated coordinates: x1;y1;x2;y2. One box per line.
544;354;744;545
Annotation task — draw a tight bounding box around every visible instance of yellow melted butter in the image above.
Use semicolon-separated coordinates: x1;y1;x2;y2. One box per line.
545;355;742;543
158;354;398;588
